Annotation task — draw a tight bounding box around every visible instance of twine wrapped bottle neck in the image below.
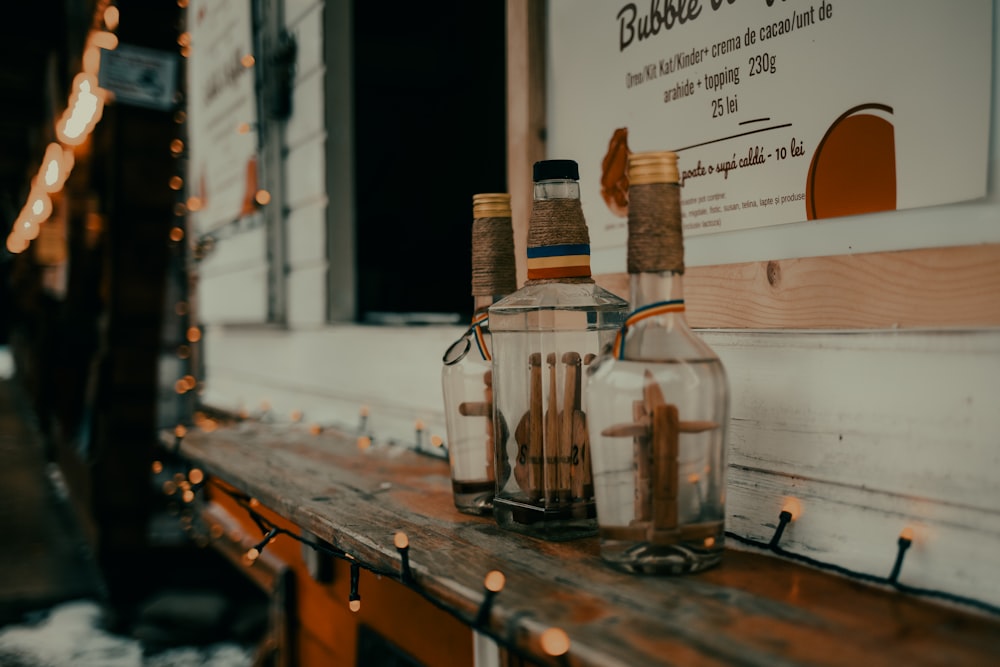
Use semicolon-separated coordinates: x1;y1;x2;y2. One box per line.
525;198;594;284
627;182;684;275
471;214;517;297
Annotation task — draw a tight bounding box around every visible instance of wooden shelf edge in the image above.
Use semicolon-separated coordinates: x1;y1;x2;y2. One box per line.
595;243;1000;330
168;423;1000;667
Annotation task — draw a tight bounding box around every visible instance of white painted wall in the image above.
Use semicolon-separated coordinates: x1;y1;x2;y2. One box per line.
193;0;1000;614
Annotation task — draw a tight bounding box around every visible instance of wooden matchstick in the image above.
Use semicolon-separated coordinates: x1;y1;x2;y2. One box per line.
484;370;495;480
458;402;491;417
527;352;543;499
559;352;581;502
600;419;718;437
571;409;591;499
633;399;652;523
544;353;561;502
652;404;680;534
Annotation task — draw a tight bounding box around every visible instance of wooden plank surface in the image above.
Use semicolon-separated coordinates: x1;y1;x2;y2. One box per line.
596;243;1000;329
178;422;1000;667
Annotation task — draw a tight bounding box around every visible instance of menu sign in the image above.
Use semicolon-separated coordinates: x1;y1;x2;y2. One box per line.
547;0;993;248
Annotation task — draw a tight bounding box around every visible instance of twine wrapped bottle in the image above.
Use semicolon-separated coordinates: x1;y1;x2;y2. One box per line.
489;160;628;541
586;151;730;573
442;193;517;515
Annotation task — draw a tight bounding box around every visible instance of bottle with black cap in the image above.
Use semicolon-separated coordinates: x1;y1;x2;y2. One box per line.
488;159;628;541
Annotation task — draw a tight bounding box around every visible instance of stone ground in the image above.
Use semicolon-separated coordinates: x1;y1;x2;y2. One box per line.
0;349;267;666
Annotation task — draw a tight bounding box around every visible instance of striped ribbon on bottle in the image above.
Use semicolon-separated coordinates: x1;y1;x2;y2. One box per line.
525;243;591;281
613;299;686;359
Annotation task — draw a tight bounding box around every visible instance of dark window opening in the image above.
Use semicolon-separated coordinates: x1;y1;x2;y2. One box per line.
353;1;507;324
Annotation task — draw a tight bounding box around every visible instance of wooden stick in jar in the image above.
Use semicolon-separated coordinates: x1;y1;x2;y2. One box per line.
559;352;581;502
484;369;495;481
652;403;680;533
632;399;652;523
544;353;561;502
527;352;544;499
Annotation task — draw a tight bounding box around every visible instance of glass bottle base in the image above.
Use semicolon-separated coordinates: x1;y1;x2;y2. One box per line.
493;497;597;541
452;479;495;516
599;521;724;574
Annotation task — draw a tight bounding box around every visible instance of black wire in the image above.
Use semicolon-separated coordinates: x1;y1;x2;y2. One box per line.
725;528;1000;616
210;480;1000;660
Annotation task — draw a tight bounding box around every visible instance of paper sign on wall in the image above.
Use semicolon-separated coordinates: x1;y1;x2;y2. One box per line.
547;0;993;249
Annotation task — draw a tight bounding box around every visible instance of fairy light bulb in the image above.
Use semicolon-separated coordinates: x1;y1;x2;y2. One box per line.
899;527;914;542
394;532;409;550
484;570;505;593
152;461;163;474
781;497;802;520
189;468;205;485
349;599;361;612
104;5;119;30
540;628;570;657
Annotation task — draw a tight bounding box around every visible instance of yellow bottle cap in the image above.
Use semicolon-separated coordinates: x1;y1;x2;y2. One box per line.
627;151;679;185
472;192;511;218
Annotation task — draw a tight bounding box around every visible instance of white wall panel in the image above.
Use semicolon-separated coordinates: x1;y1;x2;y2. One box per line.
286;201;327;267
197;226;268;279
200;266;269;324
287;68;325;150
285;138;326;209
287;264;328;327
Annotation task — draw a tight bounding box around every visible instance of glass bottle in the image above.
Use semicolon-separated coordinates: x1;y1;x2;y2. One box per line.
442;193;517;514
489;160;628;540
586;151;729;574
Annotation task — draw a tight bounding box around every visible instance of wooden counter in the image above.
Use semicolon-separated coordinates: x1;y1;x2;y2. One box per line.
176;421;1000;667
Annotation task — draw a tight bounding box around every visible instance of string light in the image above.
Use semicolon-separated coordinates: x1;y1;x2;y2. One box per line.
726;510;1000;615
246;528;279;563
540;627;570;658
769;507;795;548
394;532;412;583
888;527;914;584
349;561;361;612
414;420;425;450
475;570;505;626
56;73;106;145
103;5;119;30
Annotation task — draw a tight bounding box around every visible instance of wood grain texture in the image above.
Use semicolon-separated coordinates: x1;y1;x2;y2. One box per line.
506;0;547;288
596;243;1000;329
178;423;1000;667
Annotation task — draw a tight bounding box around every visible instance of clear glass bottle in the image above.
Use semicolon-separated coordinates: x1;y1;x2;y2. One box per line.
586;151;729;573
489;160;628;541
442;193;516;514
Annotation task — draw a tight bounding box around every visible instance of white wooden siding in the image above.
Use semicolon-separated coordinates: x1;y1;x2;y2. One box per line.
192;1;1000;617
